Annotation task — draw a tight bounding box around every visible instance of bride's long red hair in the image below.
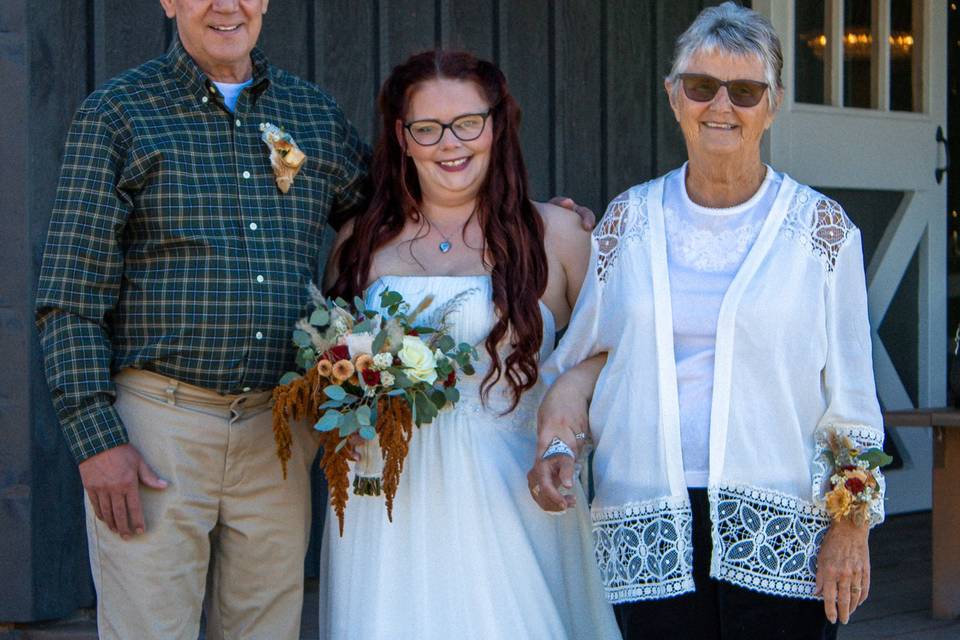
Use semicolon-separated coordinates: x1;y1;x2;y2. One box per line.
328;50;547;410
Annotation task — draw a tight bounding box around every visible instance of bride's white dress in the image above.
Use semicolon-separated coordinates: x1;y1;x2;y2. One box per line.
318;275;620;640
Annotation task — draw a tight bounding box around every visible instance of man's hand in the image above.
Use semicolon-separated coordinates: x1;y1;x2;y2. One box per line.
815;518;871;624
78;444;168;539
548;196;596;230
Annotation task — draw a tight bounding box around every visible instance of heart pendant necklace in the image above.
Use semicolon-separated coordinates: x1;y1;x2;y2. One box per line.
419;210;459;253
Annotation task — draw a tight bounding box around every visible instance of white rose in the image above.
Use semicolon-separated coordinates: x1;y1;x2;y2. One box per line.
397;335;438;384
380;371;395;387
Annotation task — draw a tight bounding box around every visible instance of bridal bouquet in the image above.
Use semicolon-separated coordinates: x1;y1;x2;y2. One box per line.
272;284;477;534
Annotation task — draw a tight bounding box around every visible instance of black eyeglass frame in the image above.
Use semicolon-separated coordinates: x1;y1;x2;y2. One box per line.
676;73;770;108
403;111;492;146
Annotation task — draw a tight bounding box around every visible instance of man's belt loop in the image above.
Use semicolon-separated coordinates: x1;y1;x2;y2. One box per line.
164;378;179;406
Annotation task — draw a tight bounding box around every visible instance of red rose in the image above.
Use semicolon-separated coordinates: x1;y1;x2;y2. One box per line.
326;344;350;362
443;370;456;388
405;328;419;336
361;368;381;386
844;477;866;494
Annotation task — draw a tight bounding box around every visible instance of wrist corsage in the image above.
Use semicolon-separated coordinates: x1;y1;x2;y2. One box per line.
820;428;892;527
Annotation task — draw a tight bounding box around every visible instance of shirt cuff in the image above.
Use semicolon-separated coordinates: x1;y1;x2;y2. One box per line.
63;401;129;464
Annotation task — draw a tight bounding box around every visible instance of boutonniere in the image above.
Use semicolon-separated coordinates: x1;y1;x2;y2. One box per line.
259;122;307;193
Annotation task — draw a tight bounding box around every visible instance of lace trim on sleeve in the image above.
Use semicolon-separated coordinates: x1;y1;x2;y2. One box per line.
812;424;886;527
594;184;650;284
780;186;854;273
591;496;695;603
709;484;831;599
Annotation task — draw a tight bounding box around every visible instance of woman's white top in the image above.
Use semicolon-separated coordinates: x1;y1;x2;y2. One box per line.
542;169;885;604
665;164;781;487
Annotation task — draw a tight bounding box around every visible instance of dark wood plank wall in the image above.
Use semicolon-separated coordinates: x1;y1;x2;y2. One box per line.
3;0;729;621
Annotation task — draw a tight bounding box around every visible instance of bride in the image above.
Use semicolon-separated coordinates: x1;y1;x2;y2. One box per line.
318;50;620;640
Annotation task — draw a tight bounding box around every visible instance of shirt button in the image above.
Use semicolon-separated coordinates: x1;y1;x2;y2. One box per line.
235;119;242;127
249;222;258;231
256;274;265;283
255;331;264;340
242;170;251;179
201;96;209;104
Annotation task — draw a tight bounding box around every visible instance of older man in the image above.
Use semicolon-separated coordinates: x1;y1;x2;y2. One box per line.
35;1;368;637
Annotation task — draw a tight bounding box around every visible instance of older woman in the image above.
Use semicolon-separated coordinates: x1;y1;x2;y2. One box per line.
529;3;884;639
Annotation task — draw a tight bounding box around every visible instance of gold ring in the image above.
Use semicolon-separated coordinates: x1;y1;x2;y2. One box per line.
532;485;542;497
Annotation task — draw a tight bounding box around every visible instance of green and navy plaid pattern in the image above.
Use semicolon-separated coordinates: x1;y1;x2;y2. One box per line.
36;40;371;463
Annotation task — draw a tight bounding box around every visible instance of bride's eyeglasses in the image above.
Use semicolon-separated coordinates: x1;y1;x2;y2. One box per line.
404;111;491;146
677;73;769;108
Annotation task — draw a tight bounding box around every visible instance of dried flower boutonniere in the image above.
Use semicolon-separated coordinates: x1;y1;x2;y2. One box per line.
259;122;307;193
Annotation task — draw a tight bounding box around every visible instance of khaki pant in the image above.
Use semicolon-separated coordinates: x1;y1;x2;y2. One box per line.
85;369;318;640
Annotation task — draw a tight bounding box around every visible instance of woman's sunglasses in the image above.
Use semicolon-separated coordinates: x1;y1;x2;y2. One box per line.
677;73;769;108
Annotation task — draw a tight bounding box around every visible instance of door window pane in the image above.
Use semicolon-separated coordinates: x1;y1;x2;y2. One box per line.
890;0;920;111
843;0;873;108
796;0;827;104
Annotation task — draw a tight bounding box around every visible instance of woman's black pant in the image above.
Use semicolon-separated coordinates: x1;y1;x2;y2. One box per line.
615;489;839;640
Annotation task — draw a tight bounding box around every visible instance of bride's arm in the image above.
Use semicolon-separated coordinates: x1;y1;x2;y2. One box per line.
527;352;606;512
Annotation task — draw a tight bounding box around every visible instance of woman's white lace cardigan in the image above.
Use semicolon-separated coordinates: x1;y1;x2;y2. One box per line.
542;172;885;604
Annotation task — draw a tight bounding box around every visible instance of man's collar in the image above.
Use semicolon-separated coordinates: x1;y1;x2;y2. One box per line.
165;36;272;104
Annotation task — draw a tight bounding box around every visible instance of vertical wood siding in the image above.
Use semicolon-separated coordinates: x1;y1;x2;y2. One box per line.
6;0;730;621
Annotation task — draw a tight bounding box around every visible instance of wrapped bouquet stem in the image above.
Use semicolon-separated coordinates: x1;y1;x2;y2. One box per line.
272;286;477;535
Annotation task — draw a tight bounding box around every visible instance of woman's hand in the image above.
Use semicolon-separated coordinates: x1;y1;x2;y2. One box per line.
527;354;606;512
527;384;589;512
815;518;871;624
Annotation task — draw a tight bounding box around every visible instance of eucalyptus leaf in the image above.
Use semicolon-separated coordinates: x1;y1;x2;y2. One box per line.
278;371;301;385
359;425;377;440
324;385;346;401
354;319;373;334
353;296;366;313
334;297;349;308
309;308;330;327
356;405;372;426
292;330;313;348
380;290;403;307
412;326;436;335
443;387;460;404
313;412;340;432
437;335;455;353
430;389;447;410
339;412;359;437
372;330;388;354
415;392;435;425
335;439;348;453
858;448;894;469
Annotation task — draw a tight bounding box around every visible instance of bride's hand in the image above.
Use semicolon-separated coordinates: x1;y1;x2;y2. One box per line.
344;433;364;462
527;382;590;512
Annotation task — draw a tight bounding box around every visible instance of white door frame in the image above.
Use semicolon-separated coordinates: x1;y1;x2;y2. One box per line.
755;0;948;513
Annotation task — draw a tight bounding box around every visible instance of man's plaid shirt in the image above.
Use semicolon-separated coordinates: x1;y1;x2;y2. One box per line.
35;40;371;463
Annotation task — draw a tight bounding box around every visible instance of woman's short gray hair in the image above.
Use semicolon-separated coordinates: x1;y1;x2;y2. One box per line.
667;2;783;110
